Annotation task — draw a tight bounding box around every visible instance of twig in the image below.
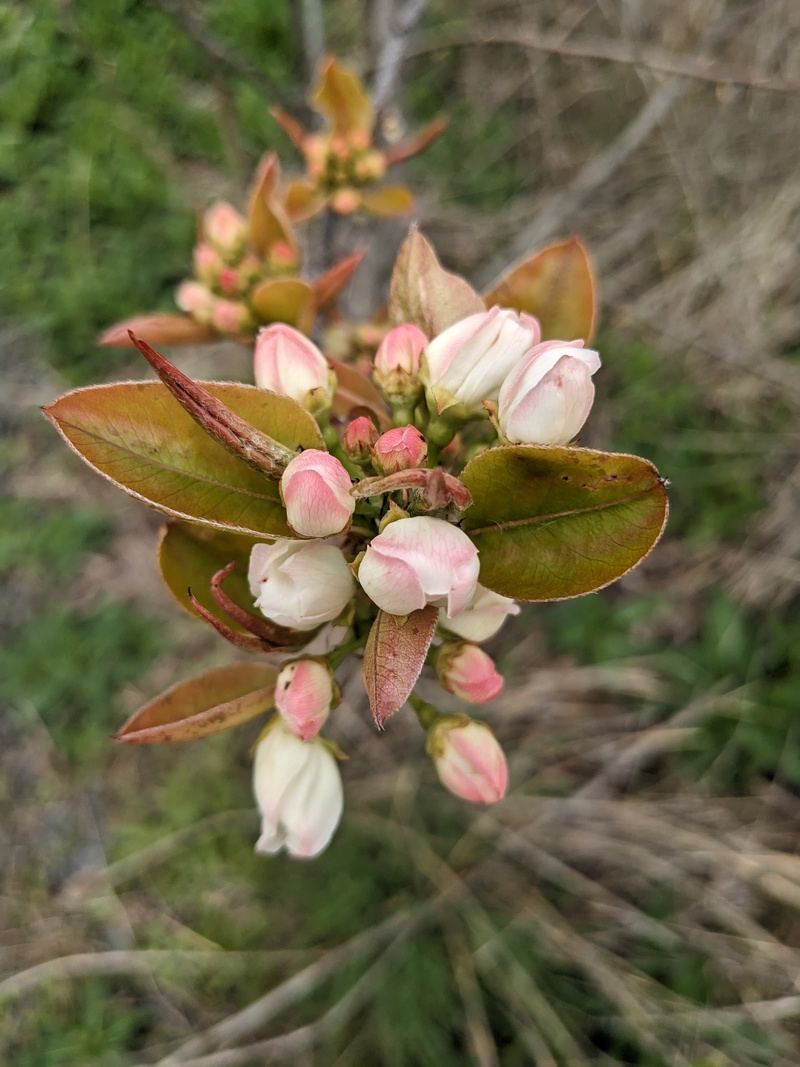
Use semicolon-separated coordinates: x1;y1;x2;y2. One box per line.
164;935;410;1067
152;898;447;1065
371;0;430;117
410;25;800;97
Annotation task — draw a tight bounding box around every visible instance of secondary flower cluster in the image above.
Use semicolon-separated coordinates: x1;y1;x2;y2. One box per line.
245;307;600;857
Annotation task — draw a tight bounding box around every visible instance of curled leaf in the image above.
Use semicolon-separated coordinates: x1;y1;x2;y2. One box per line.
312;250;365;310
115;663;277;744
250;277;315;333
312;55;373;136
362;605;439;728
247;152;298;258
98;313;215;348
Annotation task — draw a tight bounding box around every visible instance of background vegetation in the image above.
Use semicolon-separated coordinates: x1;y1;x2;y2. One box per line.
2;0;799;1064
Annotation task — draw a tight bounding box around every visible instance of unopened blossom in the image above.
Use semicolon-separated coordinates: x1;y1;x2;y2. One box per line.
253;324;336;415
204;201;248;260
193;243;223;284
371;425;427;474
275;659;336;740
253;721;343;857
439;584;520;643
358;516;479;618
427;715;508;804
436;642;504;704
341;416;379;464
496;340;601;445
421;307;541;418
249;540;354;631
175;280;215;321
280;449;355;538
211;298;253;336
373;324;427;404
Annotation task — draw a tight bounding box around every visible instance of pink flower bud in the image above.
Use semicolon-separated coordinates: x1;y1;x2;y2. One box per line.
373;324;427;404
175;280;215;321
331;188;361;215
204;201;248;259
248;540;354;631
421;307;541;417
211;298;253;336
193;242;223;284
275;659;336;740
358;516;479;618
253;721;343;857
372;425;428;474
280;449;355;538
439;584;520;643
427;716;508;804
269;241;300;272
496;340;601;445
436;642;504;704
217;266;242;296
253;324;336;414
341;416;380;464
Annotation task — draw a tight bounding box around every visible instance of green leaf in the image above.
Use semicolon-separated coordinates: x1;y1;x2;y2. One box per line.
114;663;278;744
388;229;484;336
44;382;324;537
250;277;314;331
362;606;439;727
158;521;261;631
460;445;668;600
484;237;597;343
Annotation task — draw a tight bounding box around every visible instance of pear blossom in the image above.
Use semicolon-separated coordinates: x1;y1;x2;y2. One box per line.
275;659;336;740
253;721;343;857
253;324;336;414
373;324;427;404
436;642;504;704
496;340;601;445
280;449;355;538
204;201;248;259
439;584;520;643
371;425;427;474
248;540;354;631
427;716;508;804
358;516;479;618
421;307;541;417
341;416;380;464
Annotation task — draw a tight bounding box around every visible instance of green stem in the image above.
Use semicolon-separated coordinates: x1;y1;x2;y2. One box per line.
408;692;441;731
325;633;366;671
322;425;362;479
425;414;459;467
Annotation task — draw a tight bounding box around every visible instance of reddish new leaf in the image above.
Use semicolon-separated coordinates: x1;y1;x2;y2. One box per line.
98;313;215;348
115;663;277;744
484;237;597;343
388;229;484;336
328;357;391;428
312;250;365;310
362;605;439;728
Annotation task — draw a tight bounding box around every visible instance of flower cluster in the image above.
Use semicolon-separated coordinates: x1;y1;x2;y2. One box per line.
47;56;666;867
237;297;602;855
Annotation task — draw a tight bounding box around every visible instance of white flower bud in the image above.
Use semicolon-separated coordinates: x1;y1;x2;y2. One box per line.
248;540;354;631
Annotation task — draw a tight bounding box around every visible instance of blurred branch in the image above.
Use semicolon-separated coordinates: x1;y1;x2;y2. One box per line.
371;0;430;117
411;24;800;96
294;0;325;88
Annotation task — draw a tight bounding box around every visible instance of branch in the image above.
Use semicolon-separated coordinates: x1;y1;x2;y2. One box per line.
371;0;430;117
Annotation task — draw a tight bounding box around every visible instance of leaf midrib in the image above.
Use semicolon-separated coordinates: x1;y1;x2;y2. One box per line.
463;485;661;536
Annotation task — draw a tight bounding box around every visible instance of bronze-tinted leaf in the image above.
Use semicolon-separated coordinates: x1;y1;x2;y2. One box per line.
250;277;314;333
312;250;365;310
460;445;668;601
246;152;298;258
388;229;484;336
284;180;327;223
484;237;597;343
362;606;439;728
44;381;323;536
327;357;391;428
158;521;261;630
312;55;373;136
98;313;215;348
115;663;277;744
360;186;414;218
383;117;448;167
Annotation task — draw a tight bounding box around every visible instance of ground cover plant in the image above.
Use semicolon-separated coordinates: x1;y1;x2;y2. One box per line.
2;1;800;1064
